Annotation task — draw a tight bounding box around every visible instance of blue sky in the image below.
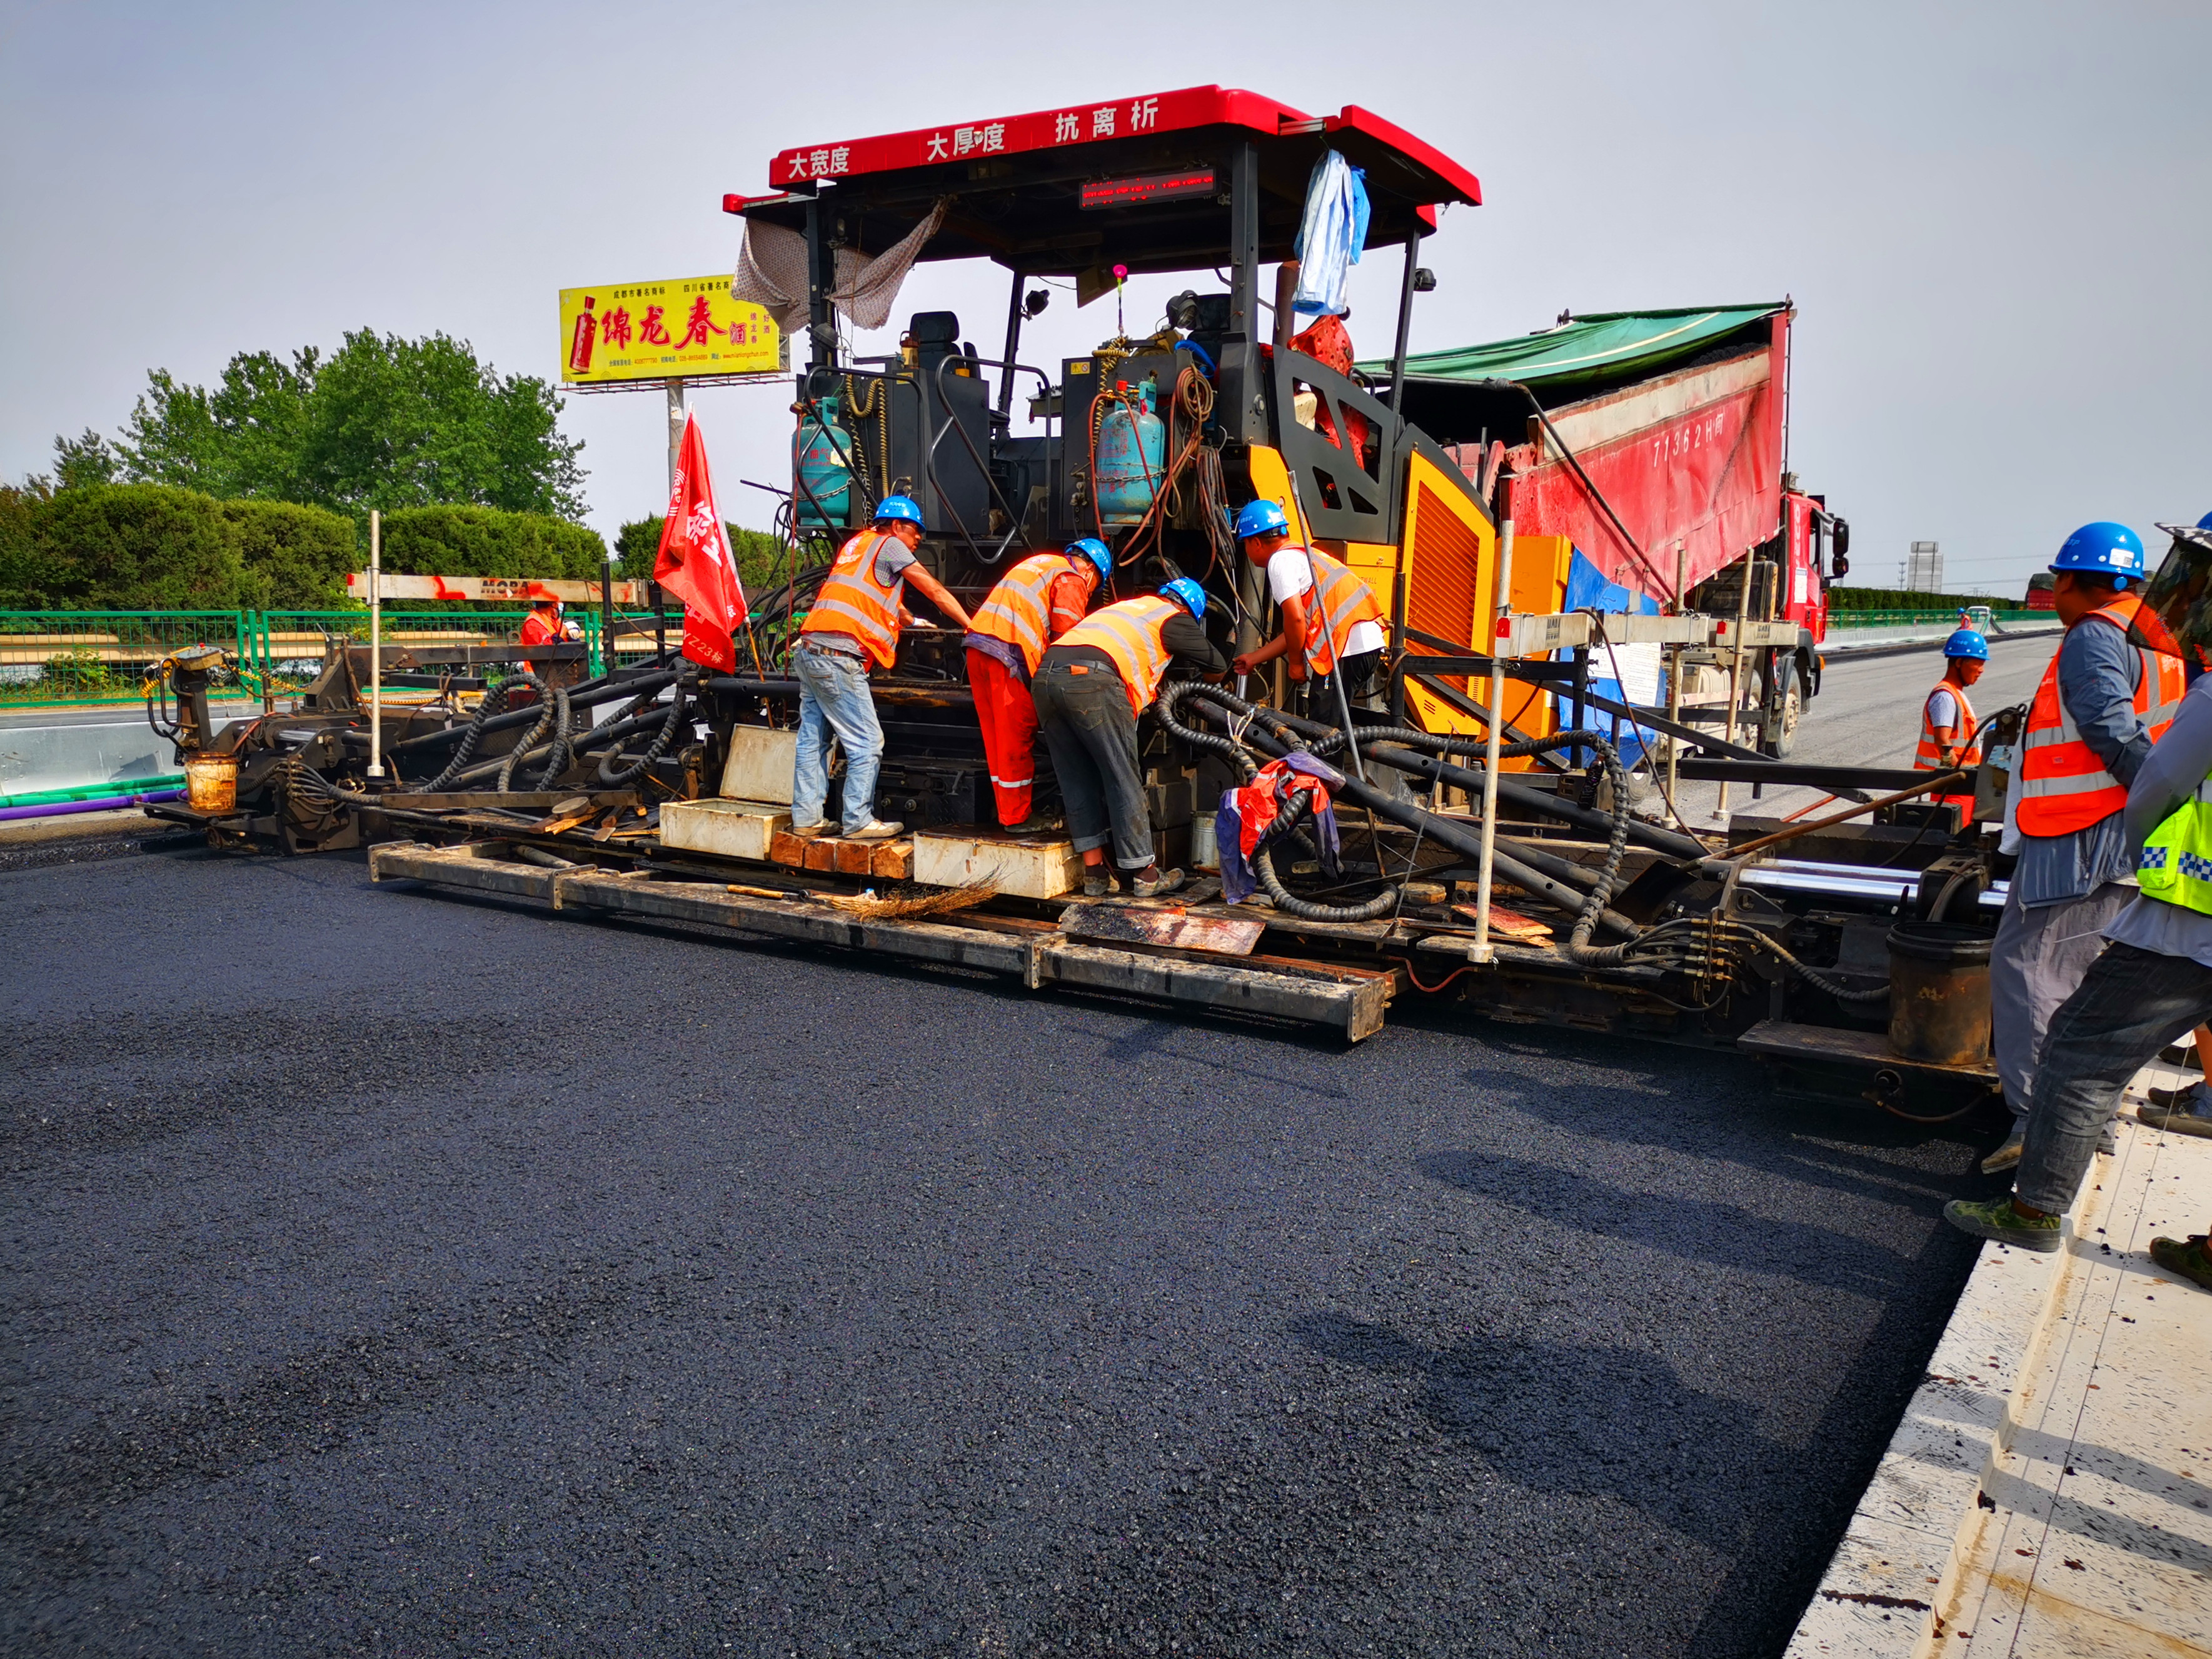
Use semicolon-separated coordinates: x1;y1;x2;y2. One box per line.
3;1;2206;594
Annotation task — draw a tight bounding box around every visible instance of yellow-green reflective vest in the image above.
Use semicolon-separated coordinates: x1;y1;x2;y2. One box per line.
2138;779;2212;916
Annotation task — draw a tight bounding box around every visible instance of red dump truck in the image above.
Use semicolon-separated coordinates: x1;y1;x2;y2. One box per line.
1380;302;1848;755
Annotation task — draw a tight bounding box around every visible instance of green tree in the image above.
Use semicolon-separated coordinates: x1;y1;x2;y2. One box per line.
51;429;123;489
23;485;268;611
107;331;585;520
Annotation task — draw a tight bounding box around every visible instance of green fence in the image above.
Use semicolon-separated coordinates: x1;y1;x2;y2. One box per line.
1827;608;2048;628
0;608;649;709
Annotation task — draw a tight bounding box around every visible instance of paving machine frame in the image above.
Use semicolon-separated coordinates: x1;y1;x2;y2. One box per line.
140;87;2013;1117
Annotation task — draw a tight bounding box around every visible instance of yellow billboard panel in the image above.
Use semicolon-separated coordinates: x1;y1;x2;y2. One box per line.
558;276;785;385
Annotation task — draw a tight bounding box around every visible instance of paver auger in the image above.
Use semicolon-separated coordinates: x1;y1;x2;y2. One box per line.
143;87;2008;1112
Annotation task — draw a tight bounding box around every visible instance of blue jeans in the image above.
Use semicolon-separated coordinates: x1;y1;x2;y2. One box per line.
792;642;883;834
2015;941;2212;1214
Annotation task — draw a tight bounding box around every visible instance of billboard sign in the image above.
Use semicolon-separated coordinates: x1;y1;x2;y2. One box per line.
558;276;784;385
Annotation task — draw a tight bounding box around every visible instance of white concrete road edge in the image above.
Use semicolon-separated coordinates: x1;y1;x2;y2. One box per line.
1784;1074;2212;1657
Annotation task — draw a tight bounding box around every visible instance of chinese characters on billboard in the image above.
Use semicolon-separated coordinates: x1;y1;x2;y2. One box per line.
557;276;784;385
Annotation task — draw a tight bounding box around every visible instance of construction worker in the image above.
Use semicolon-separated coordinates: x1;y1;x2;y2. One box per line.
963;538;1114;834
1914;627;1988;810
1944;512;2212;1293
1981;521;2187;1174
1227;499;1387;716
519;596;587;727
790;495;973;841
1033;578;1226;898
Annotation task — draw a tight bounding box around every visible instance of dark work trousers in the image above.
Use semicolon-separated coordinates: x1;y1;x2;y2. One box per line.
2014;941;2212;1214
1304;648;1382;720
1030;659;1153;870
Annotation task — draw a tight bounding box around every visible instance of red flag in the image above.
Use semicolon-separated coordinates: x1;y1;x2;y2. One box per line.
653;411;748;672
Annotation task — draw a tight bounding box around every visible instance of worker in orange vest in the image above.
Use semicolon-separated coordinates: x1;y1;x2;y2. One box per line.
1033;578;1226;898
963;538;1112;834
1914;627;1988;810
518;596;586;727
790;495;972;841
1227;498;1387;716
1983;522;2187;1174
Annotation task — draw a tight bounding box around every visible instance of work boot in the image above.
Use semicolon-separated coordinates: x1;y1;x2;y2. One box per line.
1942;1194;2063;1253
1980;1129;2025;1175
1004;814;1060;837
2149;1234;2212;1293
1133;866;1185;899
2141;1081;2212;1138
1082;868;1115;899
847;819;905;841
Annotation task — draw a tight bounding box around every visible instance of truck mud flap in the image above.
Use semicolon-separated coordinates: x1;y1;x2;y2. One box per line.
370;842;1391;1042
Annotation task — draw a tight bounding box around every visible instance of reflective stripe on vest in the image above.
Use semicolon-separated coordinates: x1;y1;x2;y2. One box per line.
971;553;1075;675
1292;546;1384;675
799;531;905;669
1914;679;1982;779
2018;593;2188;835
2139;777;2212;917
1053;595;1178;715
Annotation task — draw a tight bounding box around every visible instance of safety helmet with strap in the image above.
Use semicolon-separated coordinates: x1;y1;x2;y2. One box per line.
2051;520;2146;587
1235;500;1290;541
1943;628;1988;661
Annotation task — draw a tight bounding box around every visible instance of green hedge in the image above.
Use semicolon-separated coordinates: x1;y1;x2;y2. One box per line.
1827;585;2012;612
0;485;609;612
615;516;790;588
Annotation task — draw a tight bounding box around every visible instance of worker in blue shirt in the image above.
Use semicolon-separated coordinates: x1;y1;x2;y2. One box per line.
1981;523;2183;1173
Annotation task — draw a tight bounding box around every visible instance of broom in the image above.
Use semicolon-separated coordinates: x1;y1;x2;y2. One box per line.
816;881;997;920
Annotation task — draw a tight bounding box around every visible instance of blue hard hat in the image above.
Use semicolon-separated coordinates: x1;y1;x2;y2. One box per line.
2051;520;2144;587
1068;538;1112;582
872;494;923;528
1943;628;1989;661
1160;578;1207;622
2199;512;2212;531
1235;499;1290;540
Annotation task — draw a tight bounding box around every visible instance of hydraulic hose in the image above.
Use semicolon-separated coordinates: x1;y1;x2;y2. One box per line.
422;680;518;790
443;702;686;791
1159;683;1644;940
388;668;681;760
494;674;572;794
596;685;687;787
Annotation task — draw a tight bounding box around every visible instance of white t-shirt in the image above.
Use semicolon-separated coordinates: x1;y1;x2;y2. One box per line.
1266;547;1385;661
1924;687;1960;733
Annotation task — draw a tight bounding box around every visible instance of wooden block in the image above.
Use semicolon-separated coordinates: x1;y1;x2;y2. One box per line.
661;798;790;861
871;840;913;879
833;839;875;875
912;830;1083;899
803;838;838;871
768;830;812;867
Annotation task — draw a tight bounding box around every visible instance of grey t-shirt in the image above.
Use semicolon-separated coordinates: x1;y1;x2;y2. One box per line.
2103;669;2212;966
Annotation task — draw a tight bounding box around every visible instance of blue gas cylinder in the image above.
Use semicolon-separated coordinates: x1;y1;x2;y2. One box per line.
792;395;852;530
1095;380;1165;526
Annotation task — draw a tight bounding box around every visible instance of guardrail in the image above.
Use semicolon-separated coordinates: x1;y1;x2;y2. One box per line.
0;608;675;709
1827;608;2044;627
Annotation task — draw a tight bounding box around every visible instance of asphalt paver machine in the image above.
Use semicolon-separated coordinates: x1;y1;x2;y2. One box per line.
144;87;2013;1117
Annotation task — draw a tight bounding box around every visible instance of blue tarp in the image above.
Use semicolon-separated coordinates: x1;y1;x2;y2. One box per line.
1553;548;1662;765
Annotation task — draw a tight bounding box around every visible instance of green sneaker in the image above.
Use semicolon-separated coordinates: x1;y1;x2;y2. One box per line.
2149;1234;2212;1293
1943;1194;2063;1253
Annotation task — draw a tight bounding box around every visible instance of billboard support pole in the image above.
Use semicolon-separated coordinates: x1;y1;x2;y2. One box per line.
366;509;384;780
655;378;685;663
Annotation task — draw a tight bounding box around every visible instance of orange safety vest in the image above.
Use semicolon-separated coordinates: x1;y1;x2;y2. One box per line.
1053;595;1179;716
800;530;907;669
1914;678;1981;809
970;552;1082;675
2018;592;2188;836
1288;545;1385;675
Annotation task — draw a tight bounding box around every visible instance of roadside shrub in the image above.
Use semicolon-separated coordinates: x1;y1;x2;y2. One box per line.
220;498;356;608
19;485;266;611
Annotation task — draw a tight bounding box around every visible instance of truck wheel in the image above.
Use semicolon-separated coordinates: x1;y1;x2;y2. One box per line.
1762;659;1802;758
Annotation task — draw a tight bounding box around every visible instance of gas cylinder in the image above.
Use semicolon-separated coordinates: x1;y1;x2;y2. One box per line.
1095;379;1165;526
792;395;852;530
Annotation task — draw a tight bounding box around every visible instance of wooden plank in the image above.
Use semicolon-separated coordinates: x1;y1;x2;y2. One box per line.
870;841;913;879
1032;939;1386;1042
767;830;812;867
369;842;555;898
803;839;837;872
833;839;875;875
1062;905;1265;957
375;791;641;812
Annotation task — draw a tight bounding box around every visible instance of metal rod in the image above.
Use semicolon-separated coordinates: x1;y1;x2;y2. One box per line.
1717;557;1751;821
1385;233;1419;413
1664;542;1686;820
367;509;384;780
996;268;1024;423
1724;770;1968;861
1474;478;1516;959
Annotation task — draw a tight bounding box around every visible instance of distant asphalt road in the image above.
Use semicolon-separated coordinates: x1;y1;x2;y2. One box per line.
0;808;1994;1655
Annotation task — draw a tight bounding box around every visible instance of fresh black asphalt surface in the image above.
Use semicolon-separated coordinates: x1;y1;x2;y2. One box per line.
1;835;1992;1656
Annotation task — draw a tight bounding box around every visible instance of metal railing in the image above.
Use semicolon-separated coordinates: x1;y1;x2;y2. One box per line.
1827;608;2044;628
0;609;651;709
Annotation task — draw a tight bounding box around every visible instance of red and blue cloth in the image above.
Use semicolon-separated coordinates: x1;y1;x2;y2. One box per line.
1219;750;1345;904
